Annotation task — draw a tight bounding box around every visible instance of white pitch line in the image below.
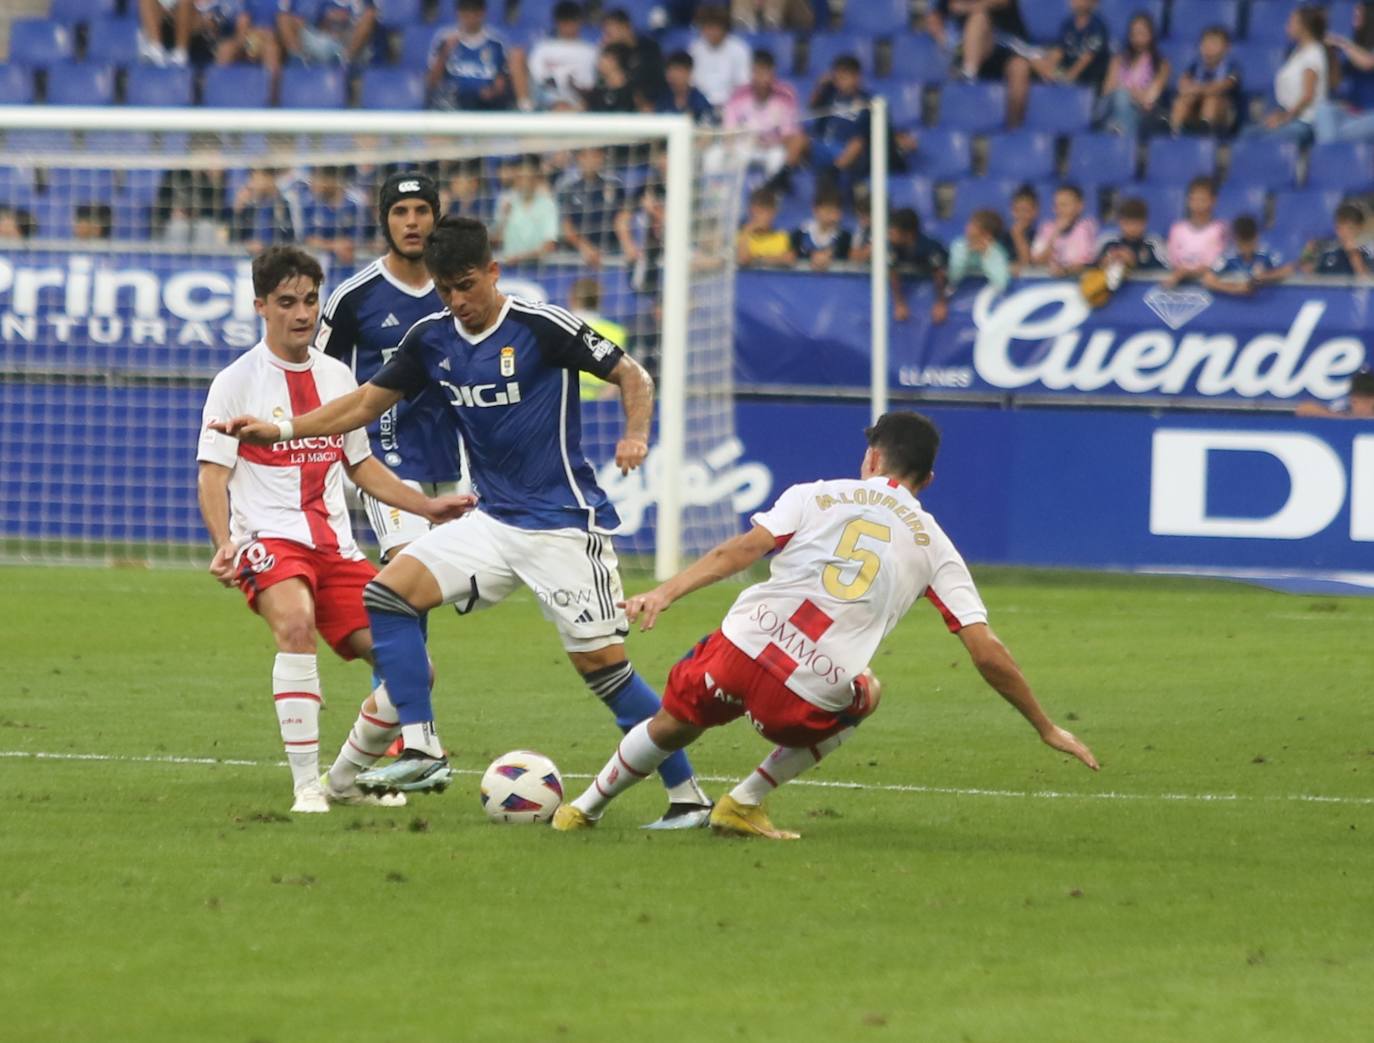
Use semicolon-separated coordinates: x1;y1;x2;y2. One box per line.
3;749;1373;807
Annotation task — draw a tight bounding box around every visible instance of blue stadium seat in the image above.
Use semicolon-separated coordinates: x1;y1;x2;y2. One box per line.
1271;188;1344;237
935;81;1006;133
4;129;76;151
8;20;74;67
1144;136;1217;183
121;167;164;205
1225;138;1300;189
0;64;35;104
0;166;36;193
84;17;141;66
840;0;910;35
33;199;74;239
1328;2;1358;34
375;0;423;29
1129;183;1185;231
1231;43;1285;95
806;32;876;74
984;131;1055;180
1214;182;1267;223
1243;2;1297;45
1306;143;1374;191
246;0;281;25
889;34;948;85
512;0;559;29
882;81;925;126
203;64;271;108
1065;133;1136;185
1169;0;1239;41
360;67;425;109
45;62;114;105
112;193;153;241
125;65;193;106
44;167;118;200
280;65;346;108
1020;3;1064;44
906;128;971;181
1264;225;1311;264
1101;0;1165;42
402;23;446;67
0;180;36;212
49;0;118;25
948;177;1021;226
887;175;935;217
745;32;798;76
1024;84;1094;134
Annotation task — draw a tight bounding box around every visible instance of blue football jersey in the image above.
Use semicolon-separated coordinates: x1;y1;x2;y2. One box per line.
432;28;511;109
372;296;624;532
318;259;461;483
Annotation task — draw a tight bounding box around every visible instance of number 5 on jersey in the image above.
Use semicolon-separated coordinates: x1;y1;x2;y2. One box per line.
822;519;892;601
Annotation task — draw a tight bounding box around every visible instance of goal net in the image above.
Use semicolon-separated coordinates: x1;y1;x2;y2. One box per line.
0;109;751;577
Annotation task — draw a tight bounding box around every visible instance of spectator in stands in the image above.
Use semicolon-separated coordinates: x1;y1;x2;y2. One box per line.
1245;4;1330;143
1318;2;1374;142
278;0;377;66
1094;12;1170;138
790;185;852;271
889;207;948;323
1007;182;1039;272
440;159;495;224
689;4;752;108
850;193;873;263
1032;184;1098;275
584;43;638;111
428;0;514;111
1203;214;1293;294
1169;26;1241;136
779;55;872;189
0;206;34;240
1305;202;1373;276
493;155;558;266
72;204;112;241
570;277;629;401
558;147;627;267
927;1;1029;93
157;167;228;246
1297;369;1374;417
214;2;282;76
723;50;803;176
737;187;796;267
601;7;667;105
1024;0;1112;94
731;0;814;32
301;166;366;265
656;51;717;121
934;209;1011;323
1164;176;1227;283
1095;196;1168;272
516;1;598;112
232;168;295;252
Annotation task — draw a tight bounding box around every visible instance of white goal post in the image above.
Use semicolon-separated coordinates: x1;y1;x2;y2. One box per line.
0;106;749;579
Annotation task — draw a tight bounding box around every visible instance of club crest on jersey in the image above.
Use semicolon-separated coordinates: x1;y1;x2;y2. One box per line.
500;346;516;378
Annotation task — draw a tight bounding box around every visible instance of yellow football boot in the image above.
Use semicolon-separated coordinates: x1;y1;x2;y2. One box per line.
709;795;800;840
551;804;595;831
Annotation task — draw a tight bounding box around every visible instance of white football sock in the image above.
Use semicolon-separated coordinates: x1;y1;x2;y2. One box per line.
573;721;671;817
273;652;322;792
328;684;400;790
729;727;858;806
665;777;710;805
401;721;444;758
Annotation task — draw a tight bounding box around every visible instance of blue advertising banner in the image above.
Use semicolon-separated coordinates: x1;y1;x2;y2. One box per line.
735;271;1373;405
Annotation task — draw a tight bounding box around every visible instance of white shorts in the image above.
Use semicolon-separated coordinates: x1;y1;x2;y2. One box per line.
357;480;465;559
399;510;629;654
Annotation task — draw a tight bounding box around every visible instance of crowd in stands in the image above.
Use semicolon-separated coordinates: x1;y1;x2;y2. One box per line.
0;0;1372;309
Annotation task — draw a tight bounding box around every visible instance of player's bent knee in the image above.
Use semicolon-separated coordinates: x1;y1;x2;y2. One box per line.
362;578;421;619
273;615;317;653
372;555;443;614
855;669;882;718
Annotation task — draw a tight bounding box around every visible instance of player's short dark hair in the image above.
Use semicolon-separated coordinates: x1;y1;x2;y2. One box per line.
891;207;921;235
832;55;861;74
553;0;583;22
666;50;693;70
1117;197;1148;222
814;185;844;210
1335;202;1366;226
1188;175;1217;196
424;214;493;279
1350;370;1374;398
752;48;776;68
1201;24;1231;44
252;245;323;299
1232;214;1259;241
970;208;1004;239
866;412;941;484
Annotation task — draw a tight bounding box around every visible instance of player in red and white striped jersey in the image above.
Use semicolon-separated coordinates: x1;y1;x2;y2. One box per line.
554;412;1098;838
197;247;474;814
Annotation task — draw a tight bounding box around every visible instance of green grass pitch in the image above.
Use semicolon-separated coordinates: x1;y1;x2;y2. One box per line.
2;565;1371;1042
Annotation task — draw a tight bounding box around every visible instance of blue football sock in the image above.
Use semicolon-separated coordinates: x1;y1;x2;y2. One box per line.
362;582;433;726
584;662;695;789
370;612;426;694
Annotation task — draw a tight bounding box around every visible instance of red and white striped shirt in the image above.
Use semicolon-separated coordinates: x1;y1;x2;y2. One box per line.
198;341;371;559
721;476;988;712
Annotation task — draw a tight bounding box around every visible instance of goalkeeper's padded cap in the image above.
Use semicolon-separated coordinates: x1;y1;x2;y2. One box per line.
378;171;441;251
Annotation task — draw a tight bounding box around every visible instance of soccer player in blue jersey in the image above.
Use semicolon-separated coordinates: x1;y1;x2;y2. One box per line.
215;215;713;828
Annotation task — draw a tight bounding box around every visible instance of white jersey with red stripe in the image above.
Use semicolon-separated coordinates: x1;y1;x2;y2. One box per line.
720;475;988;712
197;341;372;559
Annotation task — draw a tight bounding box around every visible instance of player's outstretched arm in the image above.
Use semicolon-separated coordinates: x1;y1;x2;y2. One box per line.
601;355;654;475
346;456;477;525
957;622;1100;771
196;462;237;587
622;524;778;631
212;383;403;444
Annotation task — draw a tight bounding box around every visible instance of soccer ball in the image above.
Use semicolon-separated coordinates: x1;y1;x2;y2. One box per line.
479;750;564;823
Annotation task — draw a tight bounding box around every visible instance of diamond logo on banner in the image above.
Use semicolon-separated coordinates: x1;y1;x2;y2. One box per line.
1143;287;1214;330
